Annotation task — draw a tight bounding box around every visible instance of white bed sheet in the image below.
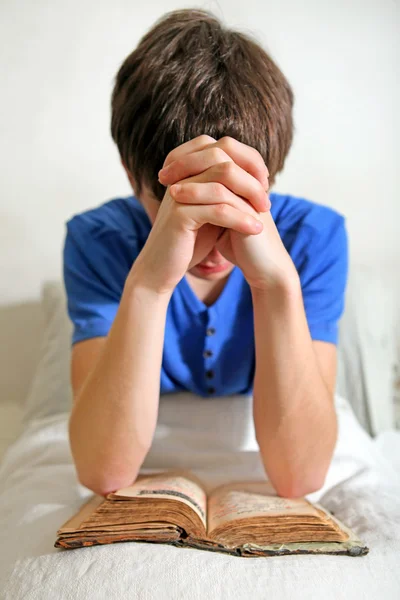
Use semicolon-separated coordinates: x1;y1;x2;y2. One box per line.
0;392;399;600
0;404;23;463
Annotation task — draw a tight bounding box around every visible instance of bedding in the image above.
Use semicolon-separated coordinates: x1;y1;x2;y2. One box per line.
0;403;23;463
1;271;398;598
335;266;398;434
22;282;73;426
0;392;399;599
21;270;399;436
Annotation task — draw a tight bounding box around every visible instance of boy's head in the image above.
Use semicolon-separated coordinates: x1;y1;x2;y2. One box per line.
111;8;294;211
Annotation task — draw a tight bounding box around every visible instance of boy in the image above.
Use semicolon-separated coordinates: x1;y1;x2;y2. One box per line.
63;9;348;499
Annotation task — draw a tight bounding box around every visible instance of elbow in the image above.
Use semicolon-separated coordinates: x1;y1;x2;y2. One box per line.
73;449;149;497
77;469;141;498
69;420;150;498
275;474;327;499
77;473;113;497
72;446;148;499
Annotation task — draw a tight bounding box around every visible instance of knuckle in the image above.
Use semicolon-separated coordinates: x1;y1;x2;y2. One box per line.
170;157;183;172
224;160;236;173
214;202;229;216
210;147;228;163
189;185;202;202
216;160;235;178
212;182;226;200
199;134;216;145
218;136;235;152
162;150;177;168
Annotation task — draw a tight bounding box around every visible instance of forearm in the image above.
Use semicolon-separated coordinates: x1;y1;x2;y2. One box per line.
69;270;171;496
251;276;337;498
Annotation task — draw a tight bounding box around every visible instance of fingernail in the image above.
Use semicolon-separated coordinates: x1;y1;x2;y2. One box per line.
254;220;263;231
170;184;181;196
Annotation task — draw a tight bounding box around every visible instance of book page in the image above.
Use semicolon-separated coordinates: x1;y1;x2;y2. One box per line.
110;469;207;529
57;495;105;533
208;480;320;533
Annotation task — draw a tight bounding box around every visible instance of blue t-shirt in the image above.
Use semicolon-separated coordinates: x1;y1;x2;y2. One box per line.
63;192;348;397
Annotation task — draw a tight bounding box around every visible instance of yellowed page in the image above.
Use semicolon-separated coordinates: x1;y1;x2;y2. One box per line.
208;480;321;533
57;495;104;534
109;469;207;529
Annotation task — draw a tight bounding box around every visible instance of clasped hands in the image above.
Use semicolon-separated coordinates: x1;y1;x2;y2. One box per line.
158;134;298;291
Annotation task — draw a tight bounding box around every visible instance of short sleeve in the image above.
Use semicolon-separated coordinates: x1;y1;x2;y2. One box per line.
63;217;137;345
300;214;349;345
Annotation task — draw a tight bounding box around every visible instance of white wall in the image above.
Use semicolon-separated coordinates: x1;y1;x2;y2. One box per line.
1;0;399;305
0;1;399;401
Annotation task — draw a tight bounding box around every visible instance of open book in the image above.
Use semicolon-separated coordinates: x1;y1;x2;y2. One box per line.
54;469;369;558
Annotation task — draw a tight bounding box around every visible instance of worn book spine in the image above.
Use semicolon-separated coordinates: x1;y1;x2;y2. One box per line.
55;531;369;557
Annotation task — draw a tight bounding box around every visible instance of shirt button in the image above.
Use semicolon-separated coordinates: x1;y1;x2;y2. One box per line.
207;386;216;394
203;350;213;358
206;327;216;336
206;369;214;379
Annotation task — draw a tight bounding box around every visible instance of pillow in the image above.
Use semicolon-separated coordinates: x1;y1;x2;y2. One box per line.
22;271;398;434
336;265;398;436
22;281;73;425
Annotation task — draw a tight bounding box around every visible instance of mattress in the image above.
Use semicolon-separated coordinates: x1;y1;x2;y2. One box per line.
0;392;399;599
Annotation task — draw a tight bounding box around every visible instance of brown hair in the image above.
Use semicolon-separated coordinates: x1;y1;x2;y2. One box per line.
111;8;294;200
